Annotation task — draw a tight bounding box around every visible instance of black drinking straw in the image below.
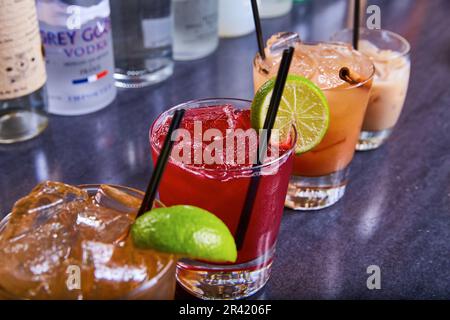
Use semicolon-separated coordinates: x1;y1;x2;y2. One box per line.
353;0;361;50
251;0;265;59
235;47;295;250
137;109;185;217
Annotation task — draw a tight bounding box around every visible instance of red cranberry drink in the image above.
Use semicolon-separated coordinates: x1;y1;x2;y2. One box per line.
150;98;296;299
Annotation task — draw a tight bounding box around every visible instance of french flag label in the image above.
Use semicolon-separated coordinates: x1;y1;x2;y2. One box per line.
72;70;108;84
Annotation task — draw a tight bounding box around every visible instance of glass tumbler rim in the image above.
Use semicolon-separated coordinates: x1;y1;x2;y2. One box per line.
331;28;411;59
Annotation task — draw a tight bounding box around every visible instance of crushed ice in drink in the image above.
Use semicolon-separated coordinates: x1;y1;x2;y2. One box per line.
152;105;291;176
257;34;374;90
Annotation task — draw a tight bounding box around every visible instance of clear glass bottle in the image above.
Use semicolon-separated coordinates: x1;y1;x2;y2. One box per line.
0;0;48;144
37;0;117;115
110;0;173;88
218;0;255;38
259;0;293;19
172;0;219;61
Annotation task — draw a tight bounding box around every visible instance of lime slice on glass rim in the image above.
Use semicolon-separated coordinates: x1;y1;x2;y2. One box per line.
131;205;237;263
251;75;330;155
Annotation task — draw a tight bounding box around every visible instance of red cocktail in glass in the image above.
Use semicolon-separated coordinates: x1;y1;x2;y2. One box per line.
150;98;295;299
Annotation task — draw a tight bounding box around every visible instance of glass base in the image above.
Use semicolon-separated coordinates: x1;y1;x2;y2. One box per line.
0;110;48;144
285;168;349;210
176;248;274;300
357;128;393;151
114;61;174;89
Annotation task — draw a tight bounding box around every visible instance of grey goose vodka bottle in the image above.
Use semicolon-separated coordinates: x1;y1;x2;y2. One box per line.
37;0;116;115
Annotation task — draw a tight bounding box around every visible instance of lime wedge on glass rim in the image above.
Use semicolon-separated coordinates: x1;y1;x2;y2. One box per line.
251;75;330;155
131;205;237;263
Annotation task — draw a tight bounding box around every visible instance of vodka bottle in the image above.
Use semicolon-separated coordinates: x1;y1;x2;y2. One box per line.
110;0;173;88
172;0;219;61
0;0;48;143
218;0;255;38
259;0;293;19
37;0;116;115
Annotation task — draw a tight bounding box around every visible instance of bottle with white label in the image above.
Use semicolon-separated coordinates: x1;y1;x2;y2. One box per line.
0;0;48;143
259;0;293;19
37;0;117;115
172;0;219;61
110;0;173;88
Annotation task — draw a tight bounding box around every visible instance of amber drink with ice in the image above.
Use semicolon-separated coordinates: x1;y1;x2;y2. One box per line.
0;181;176;300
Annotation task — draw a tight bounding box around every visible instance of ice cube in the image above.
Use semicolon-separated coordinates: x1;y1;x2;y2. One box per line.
0;181;88;240
154;105;257;172
0;203;78;298
93;184;142;214
0;182;91;298
268;32;301;56
80;240;162;299
76;203;134;244
289;48;318;80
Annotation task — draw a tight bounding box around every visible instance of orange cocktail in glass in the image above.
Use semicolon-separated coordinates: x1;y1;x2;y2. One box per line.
253;33;374;210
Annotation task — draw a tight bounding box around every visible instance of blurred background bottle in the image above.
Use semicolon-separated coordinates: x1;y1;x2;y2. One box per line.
172;0;219;61
259;0;293;18
110;0;173;88
346;0;367;28
37;0;116;115
218;0;254;38
0;0;48;144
